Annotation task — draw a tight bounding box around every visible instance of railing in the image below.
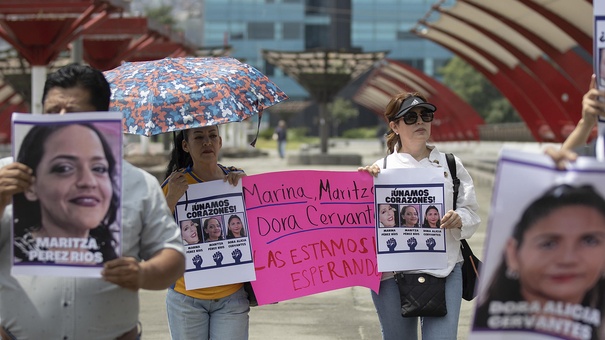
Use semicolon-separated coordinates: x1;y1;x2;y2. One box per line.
477;122;534;142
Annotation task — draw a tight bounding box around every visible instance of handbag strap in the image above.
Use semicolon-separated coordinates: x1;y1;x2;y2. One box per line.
445;153;472;253
445;153;459;210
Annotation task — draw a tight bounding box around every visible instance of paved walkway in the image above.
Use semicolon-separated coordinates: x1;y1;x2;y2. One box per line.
137;139;552;340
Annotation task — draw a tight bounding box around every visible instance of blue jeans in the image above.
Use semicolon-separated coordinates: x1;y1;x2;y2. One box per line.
278;140;286;158
371;262;463;340
166;287;250;340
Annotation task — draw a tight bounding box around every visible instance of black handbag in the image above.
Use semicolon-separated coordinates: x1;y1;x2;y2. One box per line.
460;239;481;301
445;153;482;301
394;272;447;317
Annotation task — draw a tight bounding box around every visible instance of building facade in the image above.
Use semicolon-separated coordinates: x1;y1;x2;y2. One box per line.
194;0;453;101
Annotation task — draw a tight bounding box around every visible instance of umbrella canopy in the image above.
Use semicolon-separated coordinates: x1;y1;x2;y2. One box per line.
104;57;288;137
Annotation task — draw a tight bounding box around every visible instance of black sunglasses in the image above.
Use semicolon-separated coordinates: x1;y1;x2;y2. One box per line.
400;110;435;125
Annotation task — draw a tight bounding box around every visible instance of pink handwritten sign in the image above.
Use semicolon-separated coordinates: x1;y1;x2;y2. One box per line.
243;170;381;305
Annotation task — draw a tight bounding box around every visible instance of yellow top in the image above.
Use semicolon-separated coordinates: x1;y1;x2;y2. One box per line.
161;164;244;300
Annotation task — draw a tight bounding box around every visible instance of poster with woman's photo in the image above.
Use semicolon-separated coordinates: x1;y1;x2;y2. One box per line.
374;167;447;272
469;149;605;340
11;112;123;277
594;2;605;160
173;180;255;290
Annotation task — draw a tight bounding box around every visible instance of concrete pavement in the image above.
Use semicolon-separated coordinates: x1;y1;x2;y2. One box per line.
137;139;520;340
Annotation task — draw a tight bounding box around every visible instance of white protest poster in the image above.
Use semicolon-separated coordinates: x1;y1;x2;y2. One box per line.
11;112;123;277
173;180;255;290
470;149;605;340
374;167;447;272
594;1;605;160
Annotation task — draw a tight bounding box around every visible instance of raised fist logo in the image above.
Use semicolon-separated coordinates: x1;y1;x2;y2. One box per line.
232;249;242;264
426;238;436;251
386;238;397;252
192;254;203;269
407;237;417;251
213;251;224;266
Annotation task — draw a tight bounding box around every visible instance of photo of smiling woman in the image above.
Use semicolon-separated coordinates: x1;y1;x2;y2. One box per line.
203;216;225;242
12;123;120;265
400;205;420;228
422;205;441;228
378;204;398;228
473;184;605;340
180;219;202;245
226;214;247;239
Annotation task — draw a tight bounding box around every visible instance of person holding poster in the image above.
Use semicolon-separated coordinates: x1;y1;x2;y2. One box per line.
12;123;119;264
162;126;249;340
546;76;605;166
358;92;480;340
400;205;420;228
600;48;605;88
226;214;247;239
180;219;201;245
0;64;185;339
378;203;398;228
473;184;605;340
422;205;441;228
203;216;224;242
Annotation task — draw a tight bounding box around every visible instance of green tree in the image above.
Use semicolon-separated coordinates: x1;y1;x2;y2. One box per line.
145;5;178;29
328;97;359;136
438;57;520;123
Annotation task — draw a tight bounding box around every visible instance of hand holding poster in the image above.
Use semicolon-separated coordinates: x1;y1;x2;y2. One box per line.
470;149;605;340
173;180;255;290
594;1;605;160
243;170;380;305
374;167;447;272
11;112;123;277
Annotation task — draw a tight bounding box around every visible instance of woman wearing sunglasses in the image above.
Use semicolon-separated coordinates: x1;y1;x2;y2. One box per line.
358;92;481;340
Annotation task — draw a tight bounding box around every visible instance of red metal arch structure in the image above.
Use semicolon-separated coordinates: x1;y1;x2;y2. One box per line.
0;0;127;66
354;59;485;141
410;0;593;142
0;79;26;143
417;18;575;142
125;19;195;62
458;0;593;91
0;0;128;113
0;1;204;142
82;15;197;71
355;67;455;141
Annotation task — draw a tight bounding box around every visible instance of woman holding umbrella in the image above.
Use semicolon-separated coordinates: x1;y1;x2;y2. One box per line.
162;125;248;340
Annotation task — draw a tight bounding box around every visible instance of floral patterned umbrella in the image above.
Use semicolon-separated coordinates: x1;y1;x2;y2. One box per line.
104;57;288;137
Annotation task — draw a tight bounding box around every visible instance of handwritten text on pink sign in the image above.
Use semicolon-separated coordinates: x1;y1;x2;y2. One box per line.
243;170;381;305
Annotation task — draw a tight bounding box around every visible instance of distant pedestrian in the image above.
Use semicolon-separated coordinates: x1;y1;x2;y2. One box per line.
274;120;287;159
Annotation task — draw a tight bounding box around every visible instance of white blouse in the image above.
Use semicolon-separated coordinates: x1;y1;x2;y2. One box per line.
373;145;481;279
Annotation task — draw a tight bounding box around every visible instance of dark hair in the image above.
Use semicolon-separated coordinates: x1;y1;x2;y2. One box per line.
422;205;441;228
226;214;246;238
13;123;119;262
480;184;605;313
400;205;419;227
164;127;221;180
383;92;429;154
203;217;224;241
164;130;192;180
42;63;111;111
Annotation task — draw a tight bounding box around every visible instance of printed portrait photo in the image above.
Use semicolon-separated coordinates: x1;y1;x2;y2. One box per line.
202;216;225;243
12;120;122;267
